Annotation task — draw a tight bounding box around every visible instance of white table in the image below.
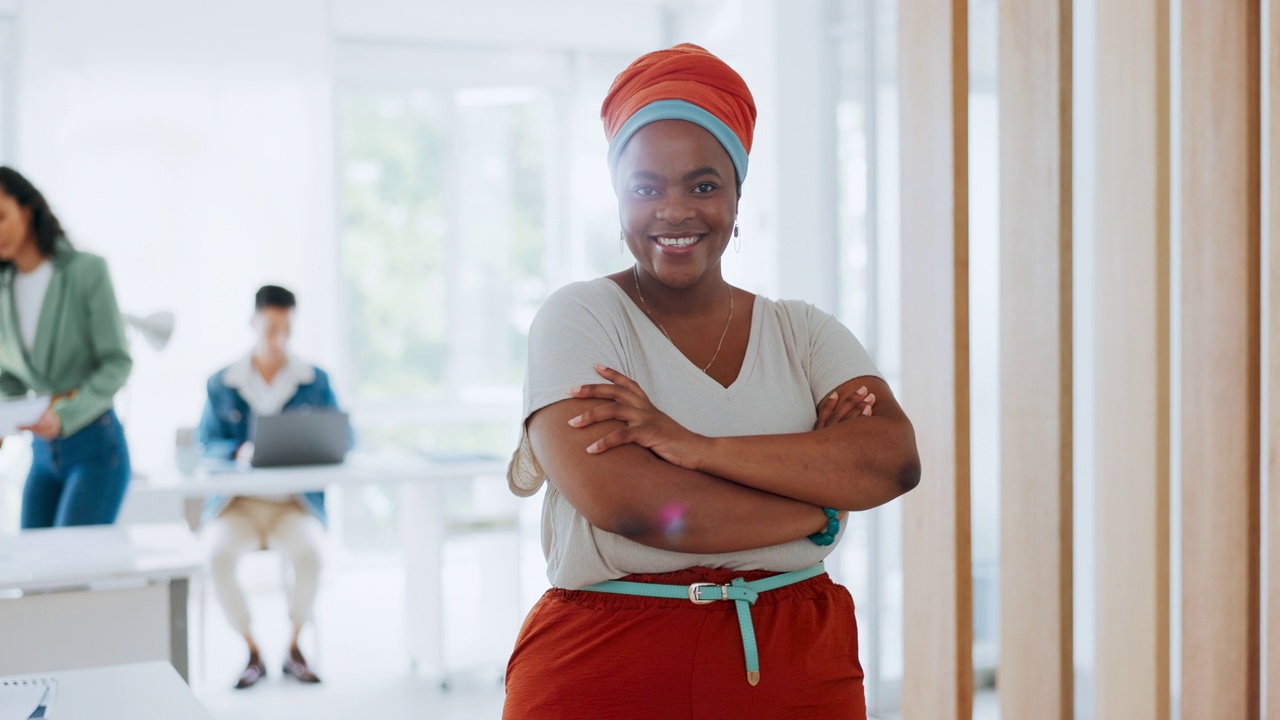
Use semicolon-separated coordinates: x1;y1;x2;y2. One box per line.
132;453;512;683
0;523;202;680
0;661;213;719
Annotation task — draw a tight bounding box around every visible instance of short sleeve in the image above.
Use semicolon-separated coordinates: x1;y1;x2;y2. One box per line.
510;281;629;496
797;302;881;404
522;281;629;421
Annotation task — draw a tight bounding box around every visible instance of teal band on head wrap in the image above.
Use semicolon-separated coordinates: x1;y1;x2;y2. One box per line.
606;99;750;189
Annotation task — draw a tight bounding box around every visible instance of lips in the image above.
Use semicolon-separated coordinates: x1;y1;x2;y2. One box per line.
651;234;706;255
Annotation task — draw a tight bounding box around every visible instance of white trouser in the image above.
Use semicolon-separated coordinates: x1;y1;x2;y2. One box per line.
203;496;325;635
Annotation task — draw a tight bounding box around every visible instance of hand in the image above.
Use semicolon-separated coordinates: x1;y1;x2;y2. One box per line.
236;442;256;463
20;409;62;440
567;364;710;470
813;385;876;431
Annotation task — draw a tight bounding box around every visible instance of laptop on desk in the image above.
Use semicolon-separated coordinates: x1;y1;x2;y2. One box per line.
250;410;351;468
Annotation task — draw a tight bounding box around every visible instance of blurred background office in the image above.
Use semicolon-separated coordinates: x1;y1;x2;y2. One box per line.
0;0;1275;719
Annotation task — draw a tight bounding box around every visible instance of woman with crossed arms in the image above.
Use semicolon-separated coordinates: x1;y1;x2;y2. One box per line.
504;45;920;719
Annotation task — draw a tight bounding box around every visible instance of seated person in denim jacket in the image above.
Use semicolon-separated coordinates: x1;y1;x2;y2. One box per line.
197;285;338;689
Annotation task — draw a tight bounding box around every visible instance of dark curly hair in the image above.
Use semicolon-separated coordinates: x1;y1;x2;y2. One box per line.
0;167;66;260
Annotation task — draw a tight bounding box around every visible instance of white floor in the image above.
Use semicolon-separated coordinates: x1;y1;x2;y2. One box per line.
192;546;512;719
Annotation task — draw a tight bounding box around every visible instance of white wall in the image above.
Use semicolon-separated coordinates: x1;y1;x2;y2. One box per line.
14;0;337;473
6;0;671;476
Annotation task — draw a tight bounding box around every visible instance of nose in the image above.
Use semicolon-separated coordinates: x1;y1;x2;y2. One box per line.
655;194;696;226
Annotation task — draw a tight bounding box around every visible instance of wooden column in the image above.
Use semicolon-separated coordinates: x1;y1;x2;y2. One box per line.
1180;2;1263;718
898;0;972;718
1267;0;1280;715
997;0;1072;717
1093;1;1171;718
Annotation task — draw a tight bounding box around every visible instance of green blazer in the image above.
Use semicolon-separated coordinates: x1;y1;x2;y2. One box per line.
0;239;132;437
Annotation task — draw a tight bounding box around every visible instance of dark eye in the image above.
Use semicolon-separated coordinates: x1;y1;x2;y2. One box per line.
692;182;718;193
633;186;658;197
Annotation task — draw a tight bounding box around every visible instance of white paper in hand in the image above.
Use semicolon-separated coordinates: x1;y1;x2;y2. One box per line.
0;395;50;437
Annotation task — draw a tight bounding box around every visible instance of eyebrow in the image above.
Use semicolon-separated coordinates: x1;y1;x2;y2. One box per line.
627;167;723;184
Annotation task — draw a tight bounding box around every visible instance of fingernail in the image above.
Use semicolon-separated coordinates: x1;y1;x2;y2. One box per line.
569;385;581;394
586;442;599;453
594;363;605;371
568;416;581;427
866;393;875;403
862;406;872;416
856;386;868;396
828;392;838;401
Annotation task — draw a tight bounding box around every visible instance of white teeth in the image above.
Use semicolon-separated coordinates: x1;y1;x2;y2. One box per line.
657;236;701;247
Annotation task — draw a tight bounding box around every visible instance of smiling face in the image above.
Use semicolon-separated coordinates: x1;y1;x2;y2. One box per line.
614;119;738;291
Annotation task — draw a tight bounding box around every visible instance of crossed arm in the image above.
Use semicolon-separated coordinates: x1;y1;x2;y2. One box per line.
526;365;920;554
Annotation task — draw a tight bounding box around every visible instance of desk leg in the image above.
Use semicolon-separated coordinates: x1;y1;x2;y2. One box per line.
169;577;190;682
401;482;445;682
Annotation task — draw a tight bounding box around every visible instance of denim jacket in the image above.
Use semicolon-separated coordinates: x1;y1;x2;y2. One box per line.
197;357;339;527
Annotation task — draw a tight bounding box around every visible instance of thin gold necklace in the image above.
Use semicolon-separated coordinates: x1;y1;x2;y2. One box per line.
632;264;734;373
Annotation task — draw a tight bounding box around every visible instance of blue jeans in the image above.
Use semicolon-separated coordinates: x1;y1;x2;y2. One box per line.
21;409;132;528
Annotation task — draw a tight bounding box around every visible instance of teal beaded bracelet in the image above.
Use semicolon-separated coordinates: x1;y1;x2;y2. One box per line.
808;507;840;546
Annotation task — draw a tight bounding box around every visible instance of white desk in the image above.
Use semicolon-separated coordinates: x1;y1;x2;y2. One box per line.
133;453;512;682
0;661;213;719
141;453;508;498
0;523;202;680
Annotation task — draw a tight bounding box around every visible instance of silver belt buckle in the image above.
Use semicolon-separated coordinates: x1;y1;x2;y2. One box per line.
687;582;727;604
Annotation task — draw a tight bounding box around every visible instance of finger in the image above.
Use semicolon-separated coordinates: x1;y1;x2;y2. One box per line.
827;385;870;426
827;392;880;427
814;391;839;428
859;393;877;416
567;403;638;429
585;428;635;454
835;392;867;423
823;391;864;427
593;364;650;401
848;392;877;416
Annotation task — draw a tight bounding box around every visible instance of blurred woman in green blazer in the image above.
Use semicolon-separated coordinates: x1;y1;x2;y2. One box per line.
0;167;133;528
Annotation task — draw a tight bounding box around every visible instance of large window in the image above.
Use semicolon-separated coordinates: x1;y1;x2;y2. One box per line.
339;86;549;454
332;44;629;552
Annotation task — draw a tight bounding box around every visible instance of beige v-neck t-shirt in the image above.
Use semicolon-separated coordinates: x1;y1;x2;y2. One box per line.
510;277;881;589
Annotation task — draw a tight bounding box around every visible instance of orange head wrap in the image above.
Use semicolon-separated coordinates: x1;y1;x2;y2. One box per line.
601;44;757;188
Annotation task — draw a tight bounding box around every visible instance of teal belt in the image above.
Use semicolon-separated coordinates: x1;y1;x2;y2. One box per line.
579;562;826;686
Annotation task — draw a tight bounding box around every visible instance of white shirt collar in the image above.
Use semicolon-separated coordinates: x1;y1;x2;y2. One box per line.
223;352;316;416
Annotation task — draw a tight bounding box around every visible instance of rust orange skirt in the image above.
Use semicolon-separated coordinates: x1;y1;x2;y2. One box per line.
503;567;866;719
